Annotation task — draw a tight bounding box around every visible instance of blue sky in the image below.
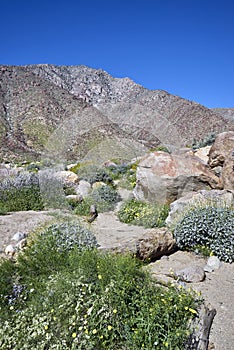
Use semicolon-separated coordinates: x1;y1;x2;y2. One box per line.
1;0;233;108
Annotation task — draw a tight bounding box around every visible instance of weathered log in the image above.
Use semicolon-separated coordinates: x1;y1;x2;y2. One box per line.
185;304;216;350
87;204;98;223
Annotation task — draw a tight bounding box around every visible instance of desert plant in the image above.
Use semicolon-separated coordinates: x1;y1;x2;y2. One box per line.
0;245;201;349
192;132;216;149
91;184;121;212
0;172;44;212
173;204;234;262
118;199;169;228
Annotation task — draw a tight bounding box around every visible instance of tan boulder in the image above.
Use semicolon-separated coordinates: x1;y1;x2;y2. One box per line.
136;227;177;261
221;152;234;191
55;170;79;184
208;131;234;167
208;132;234;191
133;151;221;204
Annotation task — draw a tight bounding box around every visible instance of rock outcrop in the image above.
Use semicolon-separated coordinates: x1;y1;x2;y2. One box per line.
208;131;234;191
133;151;221;204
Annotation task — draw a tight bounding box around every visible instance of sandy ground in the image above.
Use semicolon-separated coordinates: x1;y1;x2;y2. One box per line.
0;209;233;350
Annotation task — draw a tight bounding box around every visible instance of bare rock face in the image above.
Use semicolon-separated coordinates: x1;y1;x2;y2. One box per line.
133;151;221;204
136;227;176;261
221;151;234;191
209;131;234;191
208;131;234;167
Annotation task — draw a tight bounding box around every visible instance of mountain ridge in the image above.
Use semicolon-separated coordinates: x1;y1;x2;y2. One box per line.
0;64;233;162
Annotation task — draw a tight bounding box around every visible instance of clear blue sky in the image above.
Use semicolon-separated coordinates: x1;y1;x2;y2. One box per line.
1;0;233;108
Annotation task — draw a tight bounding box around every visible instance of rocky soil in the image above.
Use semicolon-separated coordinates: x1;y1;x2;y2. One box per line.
0;207;233;350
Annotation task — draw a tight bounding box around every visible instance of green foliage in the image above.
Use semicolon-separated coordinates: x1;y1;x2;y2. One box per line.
192;132;216;149
73;184;121;215
173;205;234;262
91;184;121;212
73;197;93;216
75;163;113;185
118;199;169;228
0;233;200;349
150;145;171;153
0;172;44;212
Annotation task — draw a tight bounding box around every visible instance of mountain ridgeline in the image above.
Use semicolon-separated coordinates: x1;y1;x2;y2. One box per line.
0;64;233;163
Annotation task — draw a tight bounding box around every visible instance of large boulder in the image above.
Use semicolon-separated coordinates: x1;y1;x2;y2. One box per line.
133;151;221;204
208;131;234;191
208;131;234;167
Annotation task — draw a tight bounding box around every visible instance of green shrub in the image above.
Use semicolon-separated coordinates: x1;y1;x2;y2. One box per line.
0;245;201;349
150;145;171;153
73;185;121;215
0;172;44;212
192;132;216;149
91;184;121;212
118;199;169;228
76;164;113;185
173;205;234;262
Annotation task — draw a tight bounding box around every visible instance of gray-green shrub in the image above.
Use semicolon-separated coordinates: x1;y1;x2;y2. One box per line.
173;205;234;262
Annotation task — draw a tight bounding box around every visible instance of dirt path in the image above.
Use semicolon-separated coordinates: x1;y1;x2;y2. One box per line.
0;209;233;349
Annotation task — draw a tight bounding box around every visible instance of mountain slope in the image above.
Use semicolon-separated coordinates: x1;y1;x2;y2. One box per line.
0;64;233;162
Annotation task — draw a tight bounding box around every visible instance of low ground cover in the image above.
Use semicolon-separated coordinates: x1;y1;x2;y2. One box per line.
0;220;201;349
118;198;169;228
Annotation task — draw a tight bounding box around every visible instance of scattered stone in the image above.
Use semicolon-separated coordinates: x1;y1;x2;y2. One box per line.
55;170;79;184
136;227;177;261
15;238;27;250
5;244;16;257
174;266;205;283
204;256;222;273
75;180;91;198
66;194;83;202
12;231;27;242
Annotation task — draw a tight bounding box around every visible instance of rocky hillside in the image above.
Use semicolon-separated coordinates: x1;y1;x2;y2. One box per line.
212;108;234;121
0;64;233;162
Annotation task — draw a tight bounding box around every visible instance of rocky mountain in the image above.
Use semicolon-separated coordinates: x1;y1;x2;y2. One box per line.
212;108;234;122
0;64;233;163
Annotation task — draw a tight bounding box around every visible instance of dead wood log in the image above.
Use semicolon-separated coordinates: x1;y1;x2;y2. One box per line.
185;304;216;350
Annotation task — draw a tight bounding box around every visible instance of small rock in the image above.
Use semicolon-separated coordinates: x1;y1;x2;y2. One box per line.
136;228;177;261
5;244;16;257
175;266;205;283
204;256;221;272
15;238;27;250
12;232;27;242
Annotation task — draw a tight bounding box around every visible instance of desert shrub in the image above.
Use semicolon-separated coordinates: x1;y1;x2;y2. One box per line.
173;205;234;262
150;145;171;153
73;197;94;215
75;163;113;185
192;132;216;149
0;172;44;212
118;199;169;228
91;184;121;212
0;243;201;349
73;184;121;215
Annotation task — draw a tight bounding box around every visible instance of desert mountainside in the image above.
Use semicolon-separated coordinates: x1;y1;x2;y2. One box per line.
0;64;233;162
